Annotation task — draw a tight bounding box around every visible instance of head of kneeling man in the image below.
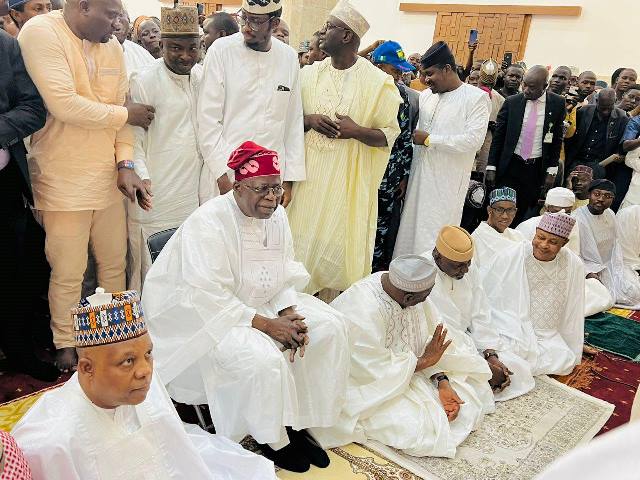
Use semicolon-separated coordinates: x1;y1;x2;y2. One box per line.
532;213;576;262
382;255;437;308
487;187;518;233
229;141;283;220
587;179;616;216
432;226;474;280
74;289;153;409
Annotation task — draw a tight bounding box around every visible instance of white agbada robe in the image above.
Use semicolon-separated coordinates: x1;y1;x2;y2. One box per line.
310;273;493;459
394;83;490;257
535;420;640;480
122;39;155;79
142;192;349;447
197;33;304;202
11;373;276;480
575;206;640;309
621;146;640;208
428;257;535;401
127;59;204;291
482;243;585;376
517;214;614;316
471;221;525;273
616;205;640;271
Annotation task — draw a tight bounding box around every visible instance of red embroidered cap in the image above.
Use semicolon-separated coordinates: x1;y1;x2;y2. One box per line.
227;141;280;182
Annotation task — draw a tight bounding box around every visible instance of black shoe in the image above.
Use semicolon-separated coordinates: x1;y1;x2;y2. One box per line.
259;442;311;473
290;429;331;469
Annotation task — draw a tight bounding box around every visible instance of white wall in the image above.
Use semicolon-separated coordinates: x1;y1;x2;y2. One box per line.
122;0;173;21
348;0;639;79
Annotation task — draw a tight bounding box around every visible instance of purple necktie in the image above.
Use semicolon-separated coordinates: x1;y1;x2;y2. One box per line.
519;100;539;160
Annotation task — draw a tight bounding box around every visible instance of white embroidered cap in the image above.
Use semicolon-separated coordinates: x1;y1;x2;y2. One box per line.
389;255;437;293
545;187;576;208
330;0;370;38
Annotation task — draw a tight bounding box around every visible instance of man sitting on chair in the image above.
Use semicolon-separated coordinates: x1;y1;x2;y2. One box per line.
11;289;275;480
143;141;350;473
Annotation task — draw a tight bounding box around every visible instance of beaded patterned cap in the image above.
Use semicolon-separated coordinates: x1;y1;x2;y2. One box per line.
537;212;576;240
160;6;200;38
489;187;517;206
72;290;146;348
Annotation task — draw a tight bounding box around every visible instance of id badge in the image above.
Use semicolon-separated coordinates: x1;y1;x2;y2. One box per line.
544;132;553;144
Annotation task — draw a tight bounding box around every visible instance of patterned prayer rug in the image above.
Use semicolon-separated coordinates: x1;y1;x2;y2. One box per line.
554;351;640;433
585;311;640;361
364;376;613;480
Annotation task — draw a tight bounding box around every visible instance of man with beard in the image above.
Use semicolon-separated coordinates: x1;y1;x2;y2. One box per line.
498;64;524;98
198;0;304;206
18;0;155;371
126;6;204;291
113;8;154;79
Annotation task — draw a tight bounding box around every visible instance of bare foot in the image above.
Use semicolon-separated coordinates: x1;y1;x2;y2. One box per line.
55;348;78;373
583;344;599;356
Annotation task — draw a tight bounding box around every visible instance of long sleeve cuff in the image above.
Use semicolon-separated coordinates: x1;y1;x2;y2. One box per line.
239;306;257;327
270;288;299;314
110;105;129;129
546;167;559;175
486;165;497;171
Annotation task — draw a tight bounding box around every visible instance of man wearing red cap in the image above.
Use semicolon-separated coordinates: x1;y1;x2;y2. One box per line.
143;141;350;473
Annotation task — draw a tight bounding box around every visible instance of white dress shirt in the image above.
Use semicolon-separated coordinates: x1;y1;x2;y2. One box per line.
515;93;546;159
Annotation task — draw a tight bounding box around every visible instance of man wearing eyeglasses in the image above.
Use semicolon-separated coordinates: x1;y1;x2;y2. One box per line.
143;142;350;474
286;1;402;301
575;179;640;308
197;0;304;208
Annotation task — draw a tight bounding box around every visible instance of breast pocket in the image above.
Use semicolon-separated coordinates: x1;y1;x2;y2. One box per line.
268;88;292;120
94;67;122;103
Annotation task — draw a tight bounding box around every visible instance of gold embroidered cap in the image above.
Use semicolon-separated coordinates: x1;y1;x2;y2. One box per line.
161;6;200;38
436;226;474;262
330;0;370;38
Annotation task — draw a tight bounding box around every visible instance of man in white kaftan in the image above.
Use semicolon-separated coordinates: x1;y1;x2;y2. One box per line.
429;226;534;401
12;290;276;480
517;187;613;316
197;0;304;203
114;10;154;79
617;204;640;272
311;255;493;459
143;142;349;472
471;187;525;273
483;213;585;376
575;180;640;309
394;42;489;257
127;7;204;291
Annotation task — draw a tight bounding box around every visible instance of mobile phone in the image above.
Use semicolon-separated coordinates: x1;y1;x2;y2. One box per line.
197;3;205;15
469;29;478;44
503;52;513;67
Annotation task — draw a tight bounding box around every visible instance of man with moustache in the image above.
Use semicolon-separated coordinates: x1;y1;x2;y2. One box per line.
197;0;304;206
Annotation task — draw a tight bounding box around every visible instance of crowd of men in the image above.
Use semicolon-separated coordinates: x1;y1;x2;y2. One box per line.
1;0;640;478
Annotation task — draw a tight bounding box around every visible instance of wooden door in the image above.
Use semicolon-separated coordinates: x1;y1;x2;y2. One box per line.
433;12;531;65
179;0;240;15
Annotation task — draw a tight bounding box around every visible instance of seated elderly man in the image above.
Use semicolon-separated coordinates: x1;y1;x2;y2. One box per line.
575;179;640;309
429;226;535;401
518;187;614;316
11;290;276;480
471;187;525;272
143;142;350;473
483;213;585;376
311;255;493;459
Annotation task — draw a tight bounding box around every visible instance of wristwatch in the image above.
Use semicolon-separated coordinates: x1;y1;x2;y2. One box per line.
117;160;135;171
483;350;499;361
432;373;449;388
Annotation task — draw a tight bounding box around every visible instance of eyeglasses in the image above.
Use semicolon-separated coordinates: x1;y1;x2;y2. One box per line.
490;206;517;215
321;21;350;33
237;12;272;31
242;184;284;197
591;191;614;200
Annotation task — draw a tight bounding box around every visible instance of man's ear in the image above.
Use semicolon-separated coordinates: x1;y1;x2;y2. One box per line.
269;17;280;33
77;357;94;377
78;0;90;15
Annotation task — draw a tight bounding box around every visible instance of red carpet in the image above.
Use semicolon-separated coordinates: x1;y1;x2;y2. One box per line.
554;351;640;434
0;364;70;404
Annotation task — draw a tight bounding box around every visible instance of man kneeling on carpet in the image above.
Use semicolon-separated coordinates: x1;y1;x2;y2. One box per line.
311;255;494;459
11;289;276;480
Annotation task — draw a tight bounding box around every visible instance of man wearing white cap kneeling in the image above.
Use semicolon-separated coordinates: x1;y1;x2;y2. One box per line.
483;213;585;376
11;289;276;480
311;255;493;459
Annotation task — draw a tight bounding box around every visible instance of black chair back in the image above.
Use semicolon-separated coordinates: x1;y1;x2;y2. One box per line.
147;228;178;263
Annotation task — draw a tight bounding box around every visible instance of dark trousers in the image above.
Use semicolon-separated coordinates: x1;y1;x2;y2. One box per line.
498;155;545;226
0;161;50;365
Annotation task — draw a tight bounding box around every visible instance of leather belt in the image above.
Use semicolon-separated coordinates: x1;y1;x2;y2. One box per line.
513;154;541;166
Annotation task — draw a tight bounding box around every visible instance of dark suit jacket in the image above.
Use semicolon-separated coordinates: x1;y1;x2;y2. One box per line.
488;91;566;177
565;105;629;170
0;29;46;204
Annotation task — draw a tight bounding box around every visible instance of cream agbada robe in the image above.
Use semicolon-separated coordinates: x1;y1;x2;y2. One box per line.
197;32;305;201
310;273;493;459
428;256;535;402
517;215;614;317
471;221;525;273
286;57;401;294
394;84;490;257
127;59;204;291
482;243;585;376
616;205;640;271
11;373;276;480
142;192;350;447
575;206;640;309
